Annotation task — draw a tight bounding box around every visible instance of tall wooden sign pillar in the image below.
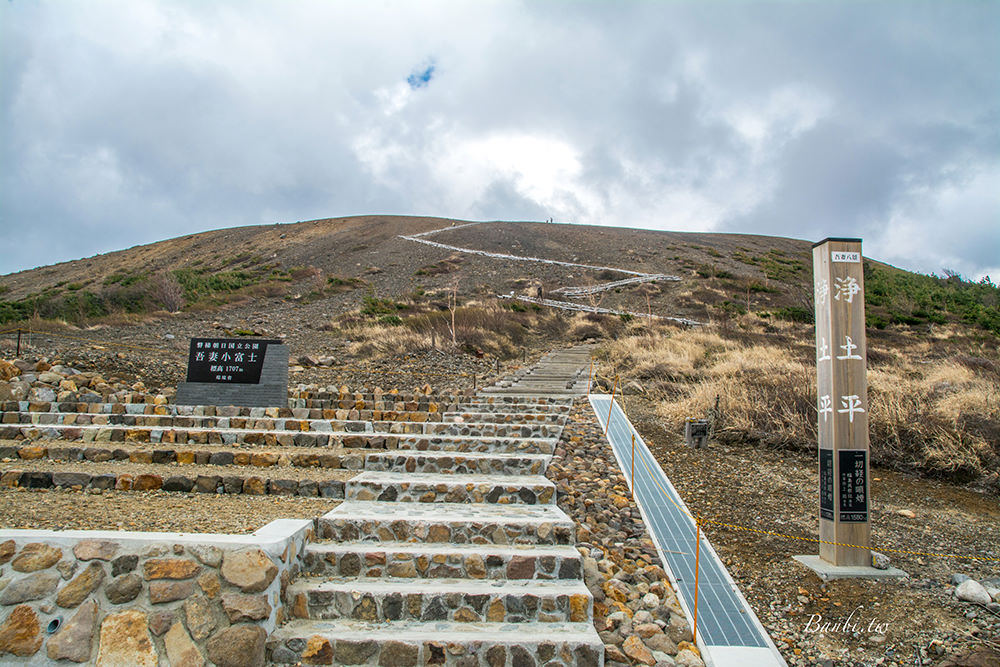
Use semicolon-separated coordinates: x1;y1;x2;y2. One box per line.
813;238;871;567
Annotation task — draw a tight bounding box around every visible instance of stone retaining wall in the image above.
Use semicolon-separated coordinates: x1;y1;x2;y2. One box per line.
0;519;311;665
0;468;346;498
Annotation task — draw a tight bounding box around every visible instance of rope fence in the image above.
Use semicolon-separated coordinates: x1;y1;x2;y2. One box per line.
589;358;999;564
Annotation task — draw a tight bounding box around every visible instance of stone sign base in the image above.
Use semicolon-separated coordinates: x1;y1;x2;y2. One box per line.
792;554;908;581
176;345;288;407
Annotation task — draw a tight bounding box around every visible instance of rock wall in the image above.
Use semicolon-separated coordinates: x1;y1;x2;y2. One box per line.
0;519;311;665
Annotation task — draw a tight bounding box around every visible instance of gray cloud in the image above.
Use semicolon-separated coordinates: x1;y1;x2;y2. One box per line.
1;0;997;279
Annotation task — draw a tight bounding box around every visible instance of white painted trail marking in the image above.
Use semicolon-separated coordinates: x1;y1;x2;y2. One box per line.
551;274;678;297
401;233;653;276
400;224;701;324
499;293;701;326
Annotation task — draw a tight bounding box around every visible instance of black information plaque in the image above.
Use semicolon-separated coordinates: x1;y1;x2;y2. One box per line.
185;338;282;384
838;449;868;523
819;448;834;521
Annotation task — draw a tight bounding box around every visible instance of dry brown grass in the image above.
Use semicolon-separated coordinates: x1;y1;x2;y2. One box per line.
598;316;1000;487
341;324;434;358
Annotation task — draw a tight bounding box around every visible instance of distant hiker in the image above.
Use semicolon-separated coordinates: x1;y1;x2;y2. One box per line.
536;286;543;298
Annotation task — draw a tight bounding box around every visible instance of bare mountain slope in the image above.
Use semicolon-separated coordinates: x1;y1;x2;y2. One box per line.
1;216;817;325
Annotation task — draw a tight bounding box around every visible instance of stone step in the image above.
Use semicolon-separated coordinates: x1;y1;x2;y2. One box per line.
1;411;558;439
292;392;569;407
393;435;556;455
289;395;459;411
286;577;593;624
302;542;581;581
3;399;451;421
0;441;353;466
0;461;350;497
480;389;584;397
0;422;341;447
467;396;572;405
442;411;566;424
267;619;603;666
0;422;556;455
364;450;549;476
458;404;571;415
346;472;555;504
317;501;576;545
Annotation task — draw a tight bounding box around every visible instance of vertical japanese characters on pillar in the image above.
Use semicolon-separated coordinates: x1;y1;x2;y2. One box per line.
813;239;871;567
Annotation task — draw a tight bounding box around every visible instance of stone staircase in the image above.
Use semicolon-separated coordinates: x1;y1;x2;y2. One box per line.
268;347;603;666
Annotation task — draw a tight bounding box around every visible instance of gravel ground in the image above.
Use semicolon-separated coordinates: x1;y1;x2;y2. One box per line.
0;487;339;533
620;397;1000;667
1;316;508;396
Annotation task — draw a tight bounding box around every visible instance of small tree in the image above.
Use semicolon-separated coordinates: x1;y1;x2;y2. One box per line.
447;280;458;348
151;271;185;312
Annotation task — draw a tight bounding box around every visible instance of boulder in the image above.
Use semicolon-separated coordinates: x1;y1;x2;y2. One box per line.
0;570;59;605
96;610;158;667
220;549;278;593
74;540;118;561
56;561;105;608
623;635;656;665
0;605;41;656
0;361;20;381
11;542;62;572
47;599;97;662
205;625;266;667
143;558;200;580
956;579;992;604
164;621;205;667
221;593;271;622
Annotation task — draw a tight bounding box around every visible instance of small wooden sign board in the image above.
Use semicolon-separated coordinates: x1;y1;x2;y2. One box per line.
176;337;288;408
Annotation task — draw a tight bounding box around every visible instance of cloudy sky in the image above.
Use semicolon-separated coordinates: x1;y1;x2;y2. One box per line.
1;0;997;279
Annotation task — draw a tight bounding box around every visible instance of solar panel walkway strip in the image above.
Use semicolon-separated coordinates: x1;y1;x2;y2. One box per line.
589;394;788;667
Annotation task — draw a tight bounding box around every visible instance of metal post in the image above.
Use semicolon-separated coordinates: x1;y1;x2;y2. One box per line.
693;517;701;644
631;433;635;500
16;329;21;357
588;360;593;397
603;375;619;437
495;358;499;373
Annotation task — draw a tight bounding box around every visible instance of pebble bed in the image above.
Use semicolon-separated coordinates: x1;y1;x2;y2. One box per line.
550;400;705;667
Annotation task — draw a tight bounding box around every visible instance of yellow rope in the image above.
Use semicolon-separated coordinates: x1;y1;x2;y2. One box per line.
602;393;999;563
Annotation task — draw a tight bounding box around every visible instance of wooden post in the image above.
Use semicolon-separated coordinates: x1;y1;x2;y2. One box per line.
588;360;593;397
813;238;871;567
